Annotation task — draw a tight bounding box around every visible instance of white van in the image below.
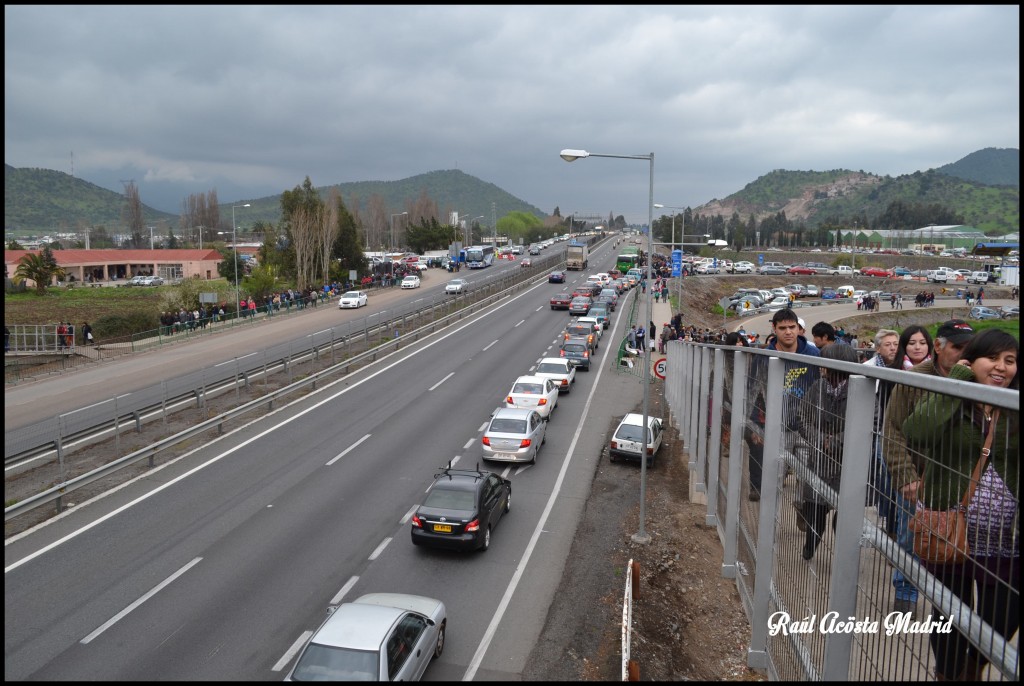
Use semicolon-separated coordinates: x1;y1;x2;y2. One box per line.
967;271;991;285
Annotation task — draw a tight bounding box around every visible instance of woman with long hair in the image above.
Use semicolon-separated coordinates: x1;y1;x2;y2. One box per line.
902;329;1019;680
893;324;933;370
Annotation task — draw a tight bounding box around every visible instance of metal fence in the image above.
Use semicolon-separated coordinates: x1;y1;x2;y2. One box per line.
664;340;1019;681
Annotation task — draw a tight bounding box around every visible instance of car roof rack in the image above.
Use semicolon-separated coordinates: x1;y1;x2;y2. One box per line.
434;460;488;480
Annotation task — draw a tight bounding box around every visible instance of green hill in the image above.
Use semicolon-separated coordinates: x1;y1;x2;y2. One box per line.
696;148;1019;234
5;165;176;233
4;165;546;235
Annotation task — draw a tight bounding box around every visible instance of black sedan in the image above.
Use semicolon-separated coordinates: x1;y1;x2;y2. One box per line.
411;466;511;552
548;271;566;284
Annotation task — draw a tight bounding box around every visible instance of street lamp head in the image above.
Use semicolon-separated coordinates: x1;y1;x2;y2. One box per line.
654;203;664;209
559;149;589;162
243;203;250;208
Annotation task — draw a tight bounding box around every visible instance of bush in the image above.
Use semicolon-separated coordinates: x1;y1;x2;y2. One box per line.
93;311;160;340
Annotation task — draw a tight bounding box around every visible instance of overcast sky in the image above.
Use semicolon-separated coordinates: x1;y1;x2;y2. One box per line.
5;5;1019;225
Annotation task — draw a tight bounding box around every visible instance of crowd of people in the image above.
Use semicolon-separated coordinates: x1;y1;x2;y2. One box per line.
721;307;1019;681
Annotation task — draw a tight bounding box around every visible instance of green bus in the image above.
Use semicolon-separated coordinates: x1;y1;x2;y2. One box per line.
615;246;640;274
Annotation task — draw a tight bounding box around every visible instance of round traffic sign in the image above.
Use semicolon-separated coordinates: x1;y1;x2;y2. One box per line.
654;357;667;379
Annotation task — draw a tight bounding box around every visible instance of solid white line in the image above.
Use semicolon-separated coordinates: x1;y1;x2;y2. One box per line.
330;576;359;606
326;434;371;466
273;631;313;672
368;537;391;561
214;352;256;367
482;339;499;351
429;372;455;391
63;398;114;414
462;301;619;681
81;557;202;644
308;328;331;337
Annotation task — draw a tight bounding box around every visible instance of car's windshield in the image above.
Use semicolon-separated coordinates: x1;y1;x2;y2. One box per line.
423;487;475;511
343;292;360;298
490;418;527;433
512;382;543;394
291;644;379;681
537;363;567;374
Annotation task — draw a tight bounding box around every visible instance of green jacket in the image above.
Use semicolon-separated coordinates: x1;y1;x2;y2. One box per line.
882;359;938;491
901;364;1019;511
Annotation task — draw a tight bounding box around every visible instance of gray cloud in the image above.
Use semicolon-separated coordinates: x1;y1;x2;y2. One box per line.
5;5;1019;224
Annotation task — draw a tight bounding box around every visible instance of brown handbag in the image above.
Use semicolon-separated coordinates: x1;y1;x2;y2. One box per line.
909;410;998;565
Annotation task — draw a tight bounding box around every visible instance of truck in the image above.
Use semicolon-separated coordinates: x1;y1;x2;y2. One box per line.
566;242;589;270
926;267;957;283
999;265;1019;287
829;265;856;277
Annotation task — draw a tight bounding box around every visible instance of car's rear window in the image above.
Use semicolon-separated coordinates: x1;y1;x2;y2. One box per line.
563;343;585;353
423;487;475;510
512;383;543;394
615;424;649;442
490;418;527;433
537;363;567;374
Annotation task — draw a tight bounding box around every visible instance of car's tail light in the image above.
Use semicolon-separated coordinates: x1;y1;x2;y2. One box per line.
560;350;566;358
506;396;514;404
411;514;424;528
482;436;491;446
646;446;654;455
583;351;589;358
519;439;532;448
610;440;618;450
465;518;480;533
559;379;568;387
538;398;547;406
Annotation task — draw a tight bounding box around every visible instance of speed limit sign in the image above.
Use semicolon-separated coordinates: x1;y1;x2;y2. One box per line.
653;357;667;379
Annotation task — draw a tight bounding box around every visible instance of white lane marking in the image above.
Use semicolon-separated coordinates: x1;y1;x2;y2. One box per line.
308;328;331;337
482;339;499;351
64;398;114;414
463;304;617;680
401;504;418;523
81;557;202;644
326;434;371;466
273;630;313;672
330;576;359;606
463;437;476;450
214;352;256;367
429;372;455;391
515;319;525;327
368;537;392;561
5;276;552;570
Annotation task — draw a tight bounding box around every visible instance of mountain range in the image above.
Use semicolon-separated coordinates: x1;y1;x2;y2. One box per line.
5;147;1018;236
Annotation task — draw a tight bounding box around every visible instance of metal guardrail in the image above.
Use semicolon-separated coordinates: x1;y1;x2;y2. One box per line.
4;246;610;520
5;252;571;465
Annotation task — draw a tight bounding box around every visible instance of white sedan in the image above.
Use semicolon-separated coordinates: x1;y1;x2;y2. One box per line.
534;357;576;393
338;290;368;308
401;275;421;289
504;375;559;420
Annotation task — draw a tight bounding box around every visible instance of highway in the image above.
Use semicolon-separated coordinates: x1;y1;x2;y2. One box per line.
5;238;639;681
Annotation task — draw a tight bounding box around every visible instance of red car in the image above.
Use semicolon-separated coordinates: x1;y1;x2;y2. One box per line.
860;267;893;278
787;264;816;275
550;291;573;310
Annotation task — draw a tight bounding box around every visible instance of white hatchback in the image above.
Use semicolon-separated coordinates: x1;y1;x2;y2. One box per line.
609;413;663;466
504;375;559;420
401;275;421;289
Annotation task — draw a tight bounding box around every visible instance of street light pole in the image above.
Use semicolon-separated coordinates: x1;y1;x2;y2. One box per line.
231;203;250;318
390;212;408;282
560;148;654;544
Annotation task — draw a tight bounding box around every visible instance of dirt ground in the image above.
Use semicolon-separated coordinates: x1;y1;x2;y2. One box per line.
522;386;765;681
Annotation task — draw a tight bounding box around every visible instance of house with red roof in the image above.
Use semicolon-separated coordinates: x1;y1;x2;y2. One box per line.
4;249;225;286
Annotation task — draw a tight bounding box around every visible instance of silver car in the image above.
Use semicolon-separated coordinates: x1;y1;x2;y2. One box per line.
286;593;446;681
482;407;546;463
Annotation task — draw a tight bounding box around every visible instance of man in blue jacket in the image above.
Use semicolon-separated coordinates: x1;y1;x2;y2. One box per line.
745;308;821;506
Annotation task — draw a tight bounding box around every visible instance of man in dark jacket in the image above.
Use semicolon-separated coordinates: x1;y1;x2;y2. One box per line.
746;308;821;504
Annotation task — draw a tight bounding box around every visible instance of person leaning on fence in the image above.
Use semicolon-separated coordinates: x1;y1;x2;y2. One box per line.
794;341;860;560
882;321;972;616
900;329;1018;682
746;308;821;505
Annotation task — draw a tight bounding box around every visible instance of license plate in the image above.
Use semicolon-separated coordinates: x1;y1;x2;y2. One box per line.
433;524;452;533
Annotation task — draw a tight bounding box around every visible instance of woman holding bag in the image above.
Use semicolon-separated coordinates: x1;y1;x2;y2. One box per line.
902;329;1019;681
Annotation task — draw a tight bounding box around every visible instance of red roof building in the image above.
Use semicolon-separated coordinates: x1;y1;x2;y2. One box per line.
5;249;226;286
